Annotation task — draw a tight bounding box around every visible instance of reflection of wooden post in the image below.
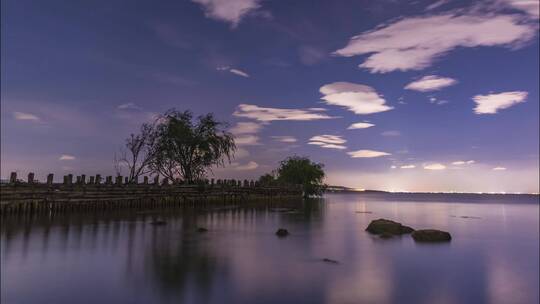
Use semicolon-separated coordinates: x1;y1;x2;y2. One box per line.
143;176;148;184
95;175;102;184
81;174;86;184
89;176;95;184
47;174;54;185
28;173;35;184
9;172;17;184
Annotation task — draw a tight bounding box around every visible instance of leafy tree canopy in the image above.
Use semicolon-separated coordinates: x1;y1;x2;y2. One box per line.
275;156;326;197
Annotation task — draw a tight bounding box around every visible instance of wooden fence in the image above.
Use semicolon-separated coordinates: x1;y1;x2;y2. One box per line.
0;172;303;215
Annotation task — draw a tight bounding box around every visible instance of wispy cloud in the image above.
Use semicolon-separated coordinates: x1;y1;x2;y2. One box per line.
381;130;401;137
473;91;528;114
319;82;393;114
334;13;536;73
59;154;76;161
217;66;250;77
424;163;446;170
400;164;416;169
235;134;260;145
234;147;250;159
230;122;262;135
308;135;347;149
191;0;263;27
502;0;539;19
233;104;336;122
234;161;259;170
13;112;40;121
117;102;142;111
348;122;375;129
493;166;507;171
405;75;458;92
426;0;449;11
271;136;297;143
347;149;391;158
452;160;475;165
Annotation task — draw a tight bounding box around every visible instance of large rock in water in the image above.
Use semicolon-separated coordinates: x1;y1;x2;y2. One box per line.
365;219;414;236
412;229;452;242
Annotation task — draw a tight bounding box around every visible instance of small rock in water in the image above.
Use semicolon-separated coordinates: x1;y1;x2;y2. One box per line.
150;220;167;226
275;228;289;237
365;218;414;236
197;227;208;233
322;258;339;264
379;232;394;239
412;229;452;242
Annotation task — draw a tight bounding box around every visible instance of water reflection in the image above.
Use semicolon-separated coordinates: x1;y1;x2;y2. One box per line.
1;194;538;304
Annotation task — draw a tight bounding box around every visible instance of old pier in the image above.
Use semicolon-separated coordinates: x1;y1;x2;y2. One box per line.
0;172;303;215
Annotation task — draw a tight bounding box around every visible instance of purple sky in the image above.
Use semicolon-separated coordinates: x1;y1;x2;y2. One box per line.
1;0;539;193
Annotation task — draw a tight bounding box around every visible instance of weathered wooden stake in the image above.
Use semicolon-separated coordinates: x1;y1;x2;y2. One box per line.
106;176;112;184
67;174;73;185
28;173;35;184
116;176;123;185
154;176;159;185
81;174;86;184
124;176;128;184
76;176;81;184
95;174;102;184
9;172;17;183
143;176;148;184
47;174;54;185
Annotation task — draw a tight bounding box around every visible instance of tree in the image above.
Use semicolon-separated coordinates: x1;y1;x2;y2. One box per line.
258;173;276;186
148;109;235;183
276;156;325;197
115;122;158;183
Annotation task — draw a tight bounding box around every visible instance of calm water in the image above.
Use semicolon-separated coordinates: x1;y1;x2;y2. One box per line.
1;193;539;304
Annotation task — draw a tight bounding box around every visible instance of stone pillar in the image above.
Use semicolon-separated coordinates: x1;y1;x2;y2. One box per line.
9;172;17;184
46;174;54;185
27;173;35;184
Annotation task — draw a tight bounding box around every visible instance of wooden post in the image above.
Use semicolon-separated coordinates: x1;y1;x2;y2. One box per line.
134;176;139;184
89;176;95;184
106;176;112;184
154;176;159;185
9;172;17;184
67;174;73;185
244;179;249;187
27;172;35;184
249;180;254;187
143;176;148;184
76;176;82;184
124;176;129;184
162;178;168;186
63;175;68;184
46;174;54;185
211;178;215;185
95;174;101;184
116;176;123;185
81;174;86;184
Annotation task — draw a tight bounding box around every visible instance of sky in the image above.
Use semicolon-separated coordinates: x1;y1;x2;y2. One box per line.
1;0;539;193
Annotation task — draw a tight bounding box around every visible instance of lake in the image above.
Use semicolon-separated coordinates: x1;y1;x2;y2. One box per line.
1;193;539;304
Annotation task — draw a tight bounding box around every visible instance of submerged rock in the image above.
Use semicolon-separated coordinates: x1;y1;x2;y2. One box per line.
365;218;414;236
412;229;452;242
150;220;167;226
197;227;208;233
275;228;289;237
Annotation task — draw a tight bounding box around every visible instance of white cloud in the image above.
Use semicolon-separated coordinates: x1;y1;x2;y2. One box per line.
191;0;262;27
381;130;401;137
234;161;259;170
391;165;397;169
347;149;391;158
493;166;507;170
13;112;40;121
234;147;250;158
319;82;393;114
405;75;458;92
309;143;347;150
217;66;250;77
271;136;297;143
503;0;540;19
424;163;446;170
473;91;528;114
235;135;260;145
59;154;76;161
348;122;375;129
452;160;475;165
426;0;449;11
334;13;536;73
117;102;142;111
400;165;416;169
233;104;336;122
309;135;347;150
230;122;262;135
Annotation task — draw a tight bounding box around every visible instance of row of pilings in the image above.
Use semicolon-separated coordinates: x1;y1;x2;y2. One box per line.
1;172;303;215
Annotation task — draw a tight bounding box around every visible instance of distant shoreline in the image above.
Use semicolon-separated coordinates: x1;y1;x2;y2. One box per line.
326;188;539;196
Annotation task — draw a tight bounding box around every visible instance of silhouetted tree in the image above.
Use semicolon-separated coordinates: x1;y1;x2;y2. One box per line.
115;122;159;183
276;156;325;197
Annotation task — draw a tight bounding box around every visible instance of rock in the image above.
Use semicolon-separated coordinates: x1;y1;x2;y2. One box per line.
365;218;414;236
379;232;394;239
412;229;452;242
322;258;339;264
150;220;167;226
197;227;208;233
275;228;289;237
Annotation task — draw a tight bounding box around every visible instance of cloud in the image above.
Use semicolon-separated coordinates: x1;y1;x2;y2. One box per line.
117;102;142;111
234;147;250;158
424;163;446;170
234;161;259;170
429;96;449;105
348;122;375;129
426;0;449;11
233;104;336;122
59;154;76;161
473;91;528;114
333;13;536;73
235;134;260;145
347;149;391;158
405;75;458;92
319;82;393;114
452;160;475;165
309;135;347;149
493;166;507;170
13;112;40;121
298;45;327;65
400;165;416;169
191;0;262;27
308;143;348;149
503;0;539;19
271;136;297;143
381;130;401;137
217;66;250;78
230;122;262;135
